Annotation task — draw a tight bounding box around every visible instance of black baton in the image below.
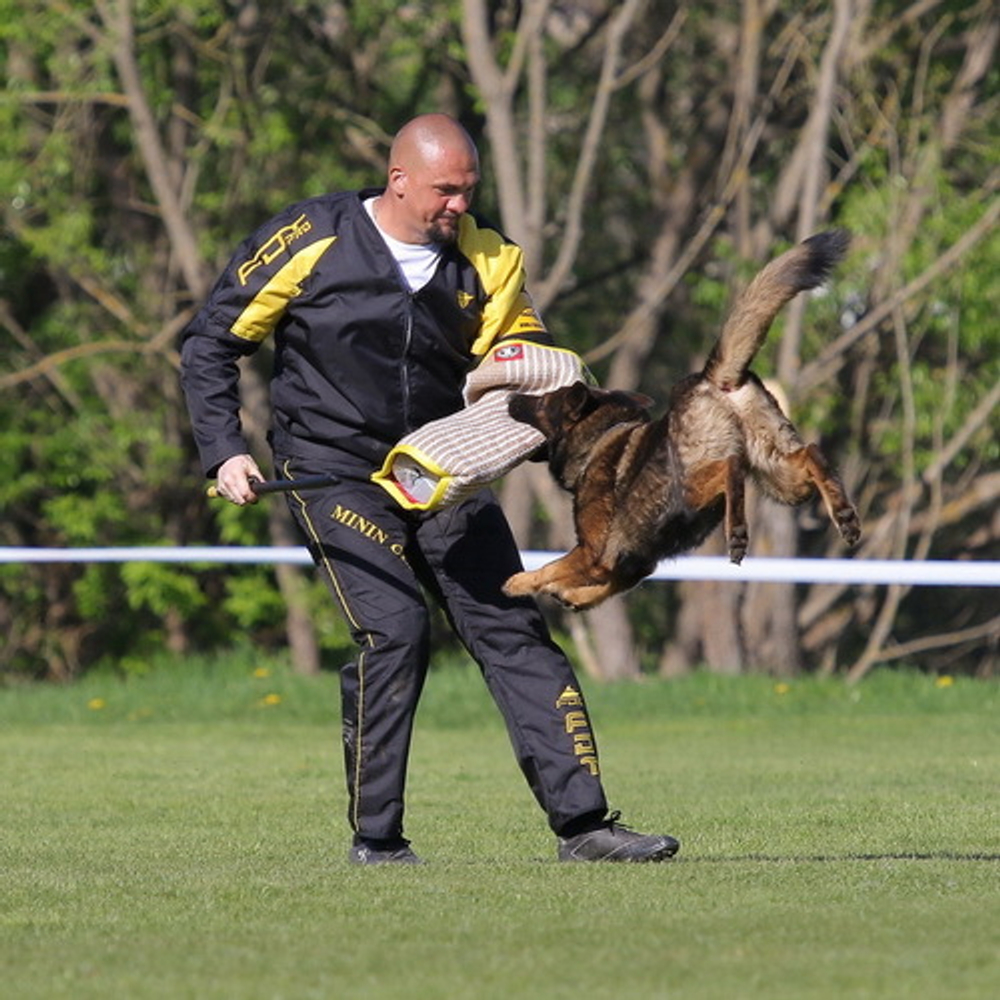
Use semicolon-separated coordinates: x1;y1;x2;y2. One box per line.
207;475;339;499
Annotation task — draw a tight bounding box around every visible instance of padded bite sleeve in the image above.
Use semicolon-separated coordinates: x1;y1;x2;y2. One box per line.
372;340;591;510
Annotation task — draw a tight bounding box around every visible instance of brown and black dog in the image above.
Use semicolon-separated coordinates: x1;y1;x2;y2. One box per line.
503;230;861;610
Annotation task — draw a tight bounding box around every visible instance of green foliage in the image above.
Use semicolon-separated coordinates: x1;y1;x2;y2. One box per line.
837;171;1000;480
120;561;206;618
220;569;286;630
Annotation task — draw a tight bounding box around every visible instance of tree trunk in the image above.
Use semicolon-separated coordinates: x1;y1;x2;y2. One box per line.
659;532;745;676
741;502;801;675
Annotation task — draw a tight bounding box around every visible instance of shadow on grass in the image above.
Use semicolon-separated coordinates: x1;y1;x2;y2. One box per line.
681;852;1000;863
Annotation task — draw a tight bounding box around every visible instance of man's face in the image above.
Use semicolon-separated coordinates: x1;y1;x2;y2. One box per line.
391;146;479;245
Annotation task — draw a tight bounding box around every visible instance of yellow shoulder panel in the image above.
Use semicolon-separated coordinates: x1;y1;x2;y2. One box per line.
457;216;546;356
230;236;338;342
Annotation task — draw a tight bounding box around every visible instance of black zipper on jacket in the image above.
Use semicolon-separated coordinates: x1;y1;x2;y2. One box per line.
401;291;415;432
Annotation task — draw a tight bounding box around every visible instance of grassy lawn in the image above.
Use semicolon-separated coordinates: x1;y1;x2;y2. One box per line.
1;657;997;999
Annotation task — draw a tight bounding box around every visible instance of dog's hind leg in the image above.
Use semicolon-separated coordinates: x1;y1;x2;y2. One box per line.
685;456;748;563
724;456;748;564
797;444;861;545
757;443;861;546
734;379;860;546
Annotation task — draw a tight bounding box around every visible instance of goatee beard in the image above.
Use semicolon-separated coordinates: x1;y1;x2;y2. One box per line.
428;218;459;245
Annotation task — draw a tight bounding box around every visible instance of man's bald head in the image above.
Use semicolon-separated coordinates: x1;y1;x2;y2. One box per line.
377;114;480;245
389;114;479;175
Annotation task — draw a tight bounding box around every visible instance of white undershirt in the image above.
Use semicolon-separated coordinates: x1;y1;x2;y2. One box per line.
364;196;442;292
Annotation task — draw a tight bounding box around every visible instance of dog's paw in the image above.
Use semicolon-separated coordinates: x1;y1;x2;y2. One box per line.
837;507;862;547
558;583;616;611
554;594;586;613
728;527;748;565
502;572;535;597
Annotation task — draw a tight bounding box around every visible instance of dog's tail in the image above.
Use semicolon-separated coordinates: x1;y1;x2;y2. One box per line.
703;229;850;390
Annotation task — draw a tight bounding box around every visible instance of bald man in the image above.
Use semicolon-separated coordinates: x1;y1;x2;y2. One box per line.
181;114;680;865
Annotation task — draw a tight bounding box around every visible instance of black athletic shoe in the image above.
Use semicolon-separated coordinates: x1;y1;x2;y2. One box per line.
348;840;422;866
557;811;680;862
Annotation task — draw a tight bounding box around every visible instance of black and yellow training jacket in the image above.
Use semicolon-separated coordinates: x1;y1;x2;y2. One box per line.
180;189;548;476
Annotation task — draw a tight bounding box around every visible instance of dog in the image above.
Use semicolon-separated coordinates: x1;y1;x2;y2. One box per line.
502;230;861;611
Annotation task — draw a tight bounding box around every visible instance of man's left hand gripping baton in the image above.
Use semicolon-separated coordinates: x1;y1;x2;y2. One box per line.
206;475;338;499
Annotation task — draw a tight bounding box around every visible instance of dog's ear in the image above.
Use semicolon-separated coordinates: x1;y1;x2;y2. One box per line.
625;391;655;409
564;381;596;420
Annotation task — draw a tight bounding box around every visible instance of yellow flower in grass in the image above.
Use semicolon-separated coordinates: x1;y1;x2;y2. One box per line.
253;667;271;679
87;698;106;711
773;683;791;696
259;693;282;707
934;675;954;688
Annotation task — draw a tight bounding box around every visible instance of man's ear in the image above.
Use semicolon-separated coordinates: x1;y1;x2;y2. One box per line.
388;166;407;196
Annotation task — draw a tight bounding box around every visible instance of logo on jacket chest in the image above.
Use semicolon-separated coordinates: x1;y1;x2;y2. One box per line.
238;214;313;286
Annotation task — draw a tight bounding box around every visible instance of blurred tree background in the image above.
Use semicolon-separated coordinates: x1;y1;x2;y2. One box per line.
1;0;996;681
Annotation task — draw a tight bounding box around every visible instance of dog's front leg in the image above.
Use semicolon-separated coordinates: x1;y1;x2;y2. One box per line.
555;580;619;611
687;457;748;563
503;547;607;609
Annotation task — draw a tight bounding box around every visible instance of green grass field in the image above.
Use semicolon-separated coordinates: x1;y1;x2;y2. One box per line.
2;655;997;999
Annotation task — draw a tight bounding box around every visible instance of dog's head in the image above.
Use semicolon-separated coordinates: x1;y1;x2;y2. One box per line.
509;381;652;438
509;382;653;487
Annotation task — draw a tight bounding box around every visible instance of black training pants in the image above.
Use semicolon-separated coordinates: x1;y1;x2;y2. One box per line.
278;456;608;843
